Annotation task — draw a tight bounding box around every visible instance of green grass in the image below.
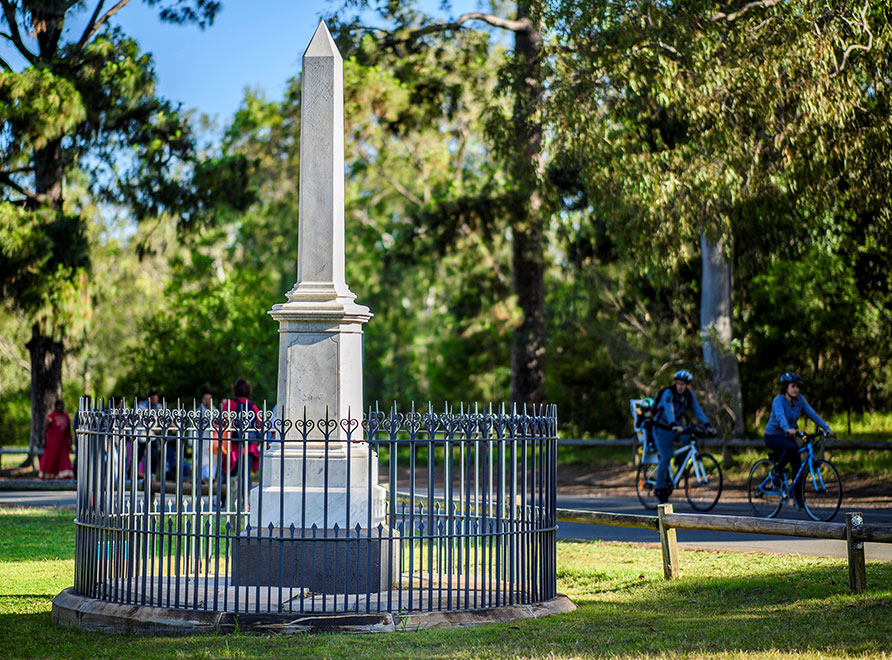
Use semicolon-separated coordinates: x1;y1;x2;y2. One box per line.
1;446;33;471
825;411;892;441
2;507;892;658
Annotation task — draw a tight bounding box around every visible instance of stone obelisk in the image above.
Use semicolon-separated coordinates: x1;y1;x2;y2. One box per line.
248;21;385;533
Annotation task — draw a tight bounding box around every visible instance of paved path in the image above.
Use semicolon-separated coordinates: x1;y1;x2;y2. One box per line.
0;490;77;509
557;494;892;560
3;489;891;560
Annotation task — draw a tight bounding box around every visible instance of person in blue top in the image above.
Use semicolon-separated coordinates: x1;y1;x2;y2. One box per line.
764;372;834;507
651;369;713;503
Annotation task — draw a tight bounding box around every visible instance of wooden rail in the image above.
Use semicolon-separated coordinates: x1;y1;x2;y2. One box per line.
554;508;659;530
555;505;890;594
660;512;846;539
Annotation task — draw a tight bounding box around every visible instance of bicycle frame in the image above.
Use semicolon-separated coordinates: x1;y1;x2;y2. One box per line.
665;438;699;489
638;426;723;512
760;436;824;501
787;439;834;498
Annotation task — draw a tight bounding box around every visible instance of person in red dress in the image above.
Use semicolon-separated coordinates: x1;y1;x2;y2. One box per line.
219;378;262;475
40;399;74;480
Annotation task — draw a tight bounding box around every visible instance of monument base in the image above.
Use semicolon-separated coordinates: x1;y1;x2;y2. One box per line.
232;527;400;593
249;482;387;530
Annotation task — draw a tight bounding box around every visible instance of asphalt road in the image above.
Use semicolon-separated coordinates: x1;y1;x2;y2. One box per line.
557;494;892;560
2;489;890;560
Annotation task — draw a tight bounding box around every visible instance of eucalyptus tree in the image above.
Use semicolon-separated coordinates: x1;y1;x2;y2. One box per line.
0;0;250;456
328;0;553;405
545;0;888;434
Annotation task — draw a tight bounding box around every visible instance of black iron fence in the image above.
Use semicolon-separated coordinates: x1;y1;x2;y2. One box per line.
73;400;557;615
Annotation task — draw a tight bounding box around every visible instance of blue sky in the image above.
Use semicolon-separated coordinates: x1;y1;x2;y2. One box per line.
3;1;481;124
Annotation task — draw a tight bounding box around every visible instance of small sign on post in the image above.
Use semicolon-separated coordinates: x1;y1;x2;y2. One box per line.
846;512;867;594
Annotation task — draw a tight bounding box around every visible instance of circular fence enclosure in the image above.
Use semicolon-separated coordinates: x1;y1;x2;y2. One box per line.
53;402;573;634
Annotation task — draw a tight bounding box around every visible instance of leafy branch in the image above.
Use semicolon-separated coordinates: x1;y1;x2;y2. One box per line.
833;2;873;77
709;0;782;23
381;11;534;46
0;0;37;64
78;0;132;47
0;171;43;203
357;146;424;207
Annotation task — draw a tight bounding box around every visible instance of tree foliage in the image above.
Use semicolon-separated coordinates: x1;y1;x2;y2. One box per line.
543;0;892;428
0;0;252;452
4;1;892;445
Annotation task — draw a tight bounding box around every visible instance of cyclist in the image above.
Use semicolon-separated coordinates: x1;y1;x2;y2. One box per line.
651;369;714;503
764;372;834;507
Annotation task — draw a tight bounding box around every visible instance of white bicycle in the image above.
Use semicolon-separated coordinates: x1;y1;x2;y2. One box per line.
636;424;723;511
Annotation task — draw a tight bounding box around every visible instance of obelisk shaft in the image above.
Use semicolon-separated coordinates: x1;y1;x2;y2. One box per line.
269;20;370;437
290;21;350;301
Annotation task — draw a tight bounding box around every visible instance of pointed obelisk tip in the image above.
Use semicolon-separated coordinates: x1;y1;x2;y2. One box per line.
304;19;340;59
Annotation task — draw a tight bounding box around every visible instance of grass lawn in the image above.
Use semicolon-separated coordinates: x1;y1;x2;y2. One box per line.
1;507;891;659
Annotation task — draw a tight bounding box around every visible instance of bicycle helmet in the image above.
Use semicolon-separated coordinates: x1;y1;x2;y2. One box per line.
638;397;654;411
673;369;693;383
779;372;803;386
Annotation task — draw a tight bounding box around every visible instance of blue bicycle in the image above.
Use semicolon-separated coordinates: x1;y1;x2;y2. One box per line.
747;431;842;521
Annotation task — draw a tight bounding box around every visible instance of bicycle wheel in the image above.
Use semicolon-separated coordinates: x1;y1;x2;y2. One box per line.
636;461;659;510
684;453;723;511
802;459;842;522
748;459;782;518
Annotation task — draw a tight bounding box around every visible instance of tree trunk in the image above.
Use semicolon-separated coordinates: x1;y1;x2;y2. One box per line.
25;323;64;461
700;231;745;442
511;209;547;405
509;1;547;406
24;139;66;465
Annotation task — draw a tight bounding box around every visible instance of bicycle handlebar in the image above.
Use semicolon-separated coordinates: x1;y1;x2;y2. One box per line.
682;423;717;438
796;430;832;442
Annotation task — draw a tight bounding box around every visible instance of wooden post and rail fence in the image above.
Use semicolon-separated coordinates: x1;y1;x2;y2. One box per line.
556;505;889;594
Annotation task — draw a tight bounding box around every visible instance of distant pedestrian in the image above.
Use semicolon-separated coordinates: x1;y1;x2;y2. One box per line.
138;390;161;411
193;393;213;482
137;390;162;478
40;400;74;480
220;378;262;476
107;397;124;480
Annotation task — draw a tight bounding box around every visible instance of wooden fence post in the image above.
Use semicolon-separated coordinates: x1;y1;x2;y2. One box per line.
657;503;679;580
846;512;867;594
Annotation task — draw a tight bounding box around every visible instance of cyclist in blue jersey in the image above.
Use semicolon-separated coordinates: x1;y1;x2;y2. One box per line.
651;369;714;503
764;372;834;507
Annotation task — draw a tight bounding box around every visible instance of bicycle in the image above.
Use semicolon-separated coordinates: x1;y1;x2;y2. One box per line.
747;431;842;522
636;423;723;511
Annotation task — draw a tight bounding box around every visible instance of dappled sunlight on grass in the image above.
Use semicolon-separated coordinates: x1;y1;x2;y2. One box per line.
1;509;891;658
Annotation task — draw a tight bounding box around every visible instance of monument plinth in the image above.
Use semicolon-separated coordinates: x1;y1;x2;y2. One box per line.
246;21;385;540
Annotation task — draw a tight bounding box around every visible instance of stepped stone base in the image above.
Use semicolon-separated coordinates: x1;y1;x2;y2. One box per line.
52;587;577;634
